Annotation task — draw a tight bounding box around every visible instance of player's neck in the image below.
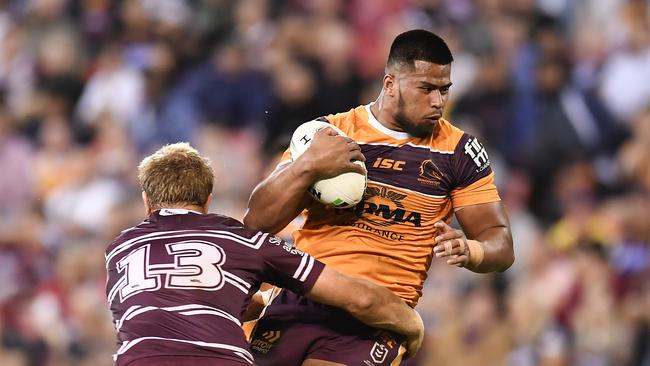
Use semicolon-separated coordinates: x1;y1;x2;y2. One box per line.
370;93;404;132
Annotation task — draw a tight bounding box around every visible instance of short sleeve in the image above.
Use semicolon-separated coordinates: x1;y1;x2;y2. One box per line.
451;134;501;208
259;235;325;295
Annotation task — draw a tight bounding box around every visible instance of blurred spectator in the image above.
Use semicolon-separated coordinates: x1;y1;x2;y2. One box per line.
523;55;623;221
264;60;320;152
0;105;34;217
75;42;144;128
598;1;650;122
0;0;648;364
177;40;271;130
130;41;196;151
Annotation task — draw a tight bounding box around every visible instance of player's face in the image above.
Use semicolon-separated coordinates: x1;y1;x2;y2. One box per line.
392;61;452;138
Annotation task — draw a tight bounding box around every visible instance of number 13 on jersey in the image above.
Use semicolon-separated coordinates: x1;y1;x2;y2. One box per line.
115;241;227;302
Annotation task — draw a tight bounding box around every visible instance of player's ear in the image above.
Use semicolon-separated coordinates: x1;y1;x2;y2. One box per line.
383;74;396;97
202;194;213;214
141;191;152;215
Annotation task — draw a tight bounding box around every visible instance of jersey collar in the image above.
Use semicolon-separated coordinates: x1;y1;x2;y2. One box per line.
365;104;410;140
159;208;203;216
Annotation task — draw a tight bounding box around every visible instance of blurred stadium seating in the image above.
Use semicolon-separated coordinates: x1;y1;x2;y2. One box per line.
0;0;648;365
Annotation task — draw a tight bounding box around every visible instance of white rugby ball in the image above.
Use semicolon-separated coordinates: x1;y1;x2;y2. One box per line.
290;120;367;208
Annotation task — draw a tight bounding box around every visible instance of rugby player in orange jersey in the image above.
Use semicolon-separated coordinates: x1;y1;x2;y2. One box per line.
244;29;514;366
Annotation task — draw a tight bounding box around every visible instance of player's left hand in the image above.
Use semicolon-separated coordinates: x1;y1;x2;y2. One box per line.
433;221;469;267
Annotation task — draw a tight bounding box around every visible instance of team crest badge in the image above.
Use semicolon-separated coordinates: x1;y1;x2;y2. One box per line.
418;159;443;186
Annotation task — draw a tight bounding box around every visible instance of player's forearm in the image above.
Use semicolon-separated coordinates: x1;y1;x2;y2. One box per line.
243;160;314;233
466;226;514;273
307;268;423;339
347;280;423;340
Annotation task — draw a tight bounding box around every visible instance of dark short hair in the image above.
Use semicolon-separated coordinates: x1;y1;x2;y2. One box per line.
386;29;453;70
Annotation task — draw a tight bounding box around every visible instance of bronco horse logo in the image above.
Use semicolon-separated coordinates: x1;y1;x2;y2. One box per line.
418;159;443;185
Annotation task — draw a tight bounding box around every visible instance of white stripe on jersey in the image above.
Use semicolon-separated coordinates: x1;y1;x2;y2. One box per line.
118;306;156;329
106;231;268;268
293;254;309;279
369;179;447;199
357;141;455;154
224;278;249;294
114;337;254;364
115;305;143;329
224;272;251;293
299;256;315;282
107;277;126;304
116;304;241;331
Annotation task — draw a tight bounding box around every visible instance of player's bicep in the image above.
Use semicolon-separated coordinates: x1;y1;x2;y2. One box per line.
455;201;509;239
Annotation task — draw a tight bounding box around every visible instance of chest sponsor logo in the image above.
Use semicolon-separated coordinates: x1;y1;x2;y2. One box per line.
350;187;421;227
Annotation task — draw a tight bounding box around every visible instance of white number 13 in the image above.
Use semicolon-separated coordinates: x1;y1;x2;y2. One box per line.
117;240;226;302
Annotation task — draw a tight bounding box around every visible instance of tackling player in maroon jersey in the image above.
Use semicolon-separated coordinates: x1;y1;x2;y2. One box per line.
105;143;424;366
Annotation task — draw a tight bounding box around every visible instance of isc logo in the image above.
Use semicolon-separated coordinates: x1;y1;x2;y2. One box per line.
372;158;405;171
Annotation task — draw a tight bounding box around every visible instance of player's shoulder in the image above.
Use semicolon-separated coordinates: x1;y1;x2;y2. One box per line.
201;213;266;239
323;105;365;128
204;213;245;229
429;118;468;152
324;105;365;123
105;218;155;255
320;105;372;141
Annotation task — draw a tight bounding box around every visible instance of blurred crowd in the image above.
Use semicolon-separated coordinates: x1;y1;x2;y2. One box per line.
0;0;648;365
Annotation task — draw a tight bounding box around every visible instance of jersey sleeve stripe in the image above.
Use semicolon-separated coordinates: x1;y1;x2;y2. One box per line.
115;337;254;364
293;253;309;279
299;256;315;282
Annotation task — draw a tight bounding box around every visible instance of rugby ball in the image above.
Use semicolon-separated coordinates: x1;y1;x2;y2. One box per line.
290;121;367;208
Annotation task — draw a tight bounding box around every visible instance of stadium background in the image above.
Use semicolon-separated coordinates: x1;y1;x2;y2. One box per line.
0;0;649;365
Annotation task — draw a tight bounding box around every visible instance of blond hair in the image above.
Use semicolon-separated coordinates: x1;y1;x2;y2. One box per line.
138;142;214;210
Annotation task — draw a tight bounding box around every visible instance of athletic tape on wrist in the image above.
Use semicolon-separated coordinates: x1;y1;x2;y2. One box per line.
467;240;484;267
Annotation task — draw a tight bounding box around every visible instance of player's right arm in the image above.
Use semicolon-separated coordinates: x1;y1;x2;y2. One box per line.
244;128;365;234
306;267;425;358
260;236;424;358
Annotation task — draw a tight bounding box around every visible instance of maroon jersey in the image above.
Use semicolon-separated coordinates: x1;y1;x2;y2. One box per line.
105;209;325;365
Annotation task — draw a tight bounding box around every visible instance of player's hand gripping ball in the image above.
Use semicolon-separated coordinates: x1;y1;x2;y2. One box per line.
290;121;367;208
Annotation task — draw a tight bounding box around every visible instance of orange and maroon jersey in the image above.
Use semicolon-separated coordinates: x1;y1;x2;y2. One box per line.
279;105;501;306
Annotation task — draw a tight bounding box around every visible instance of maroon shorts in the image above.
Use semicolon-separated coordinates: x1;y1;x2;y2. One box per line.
125;355;251;366
250;291;406;366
